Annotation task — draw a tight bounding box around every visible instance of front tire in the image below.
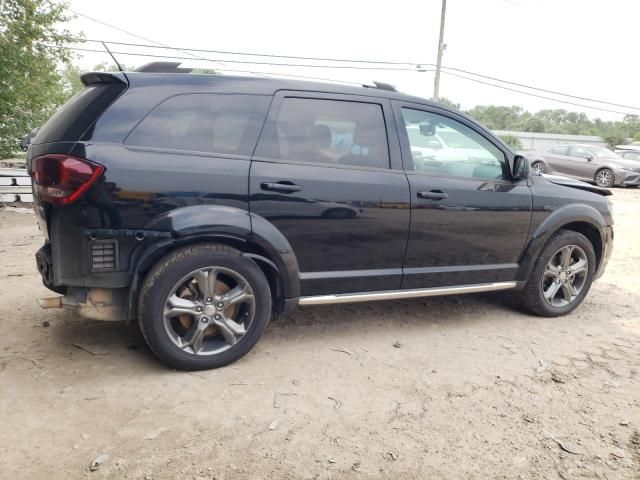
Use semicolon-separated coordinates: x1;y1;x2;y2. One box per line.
138;244;272;370
595;168;614;187
518;230;596;317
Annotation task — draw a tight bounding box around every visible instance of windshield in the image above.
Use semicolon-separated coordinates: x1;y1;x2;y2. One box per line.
589;146;622;159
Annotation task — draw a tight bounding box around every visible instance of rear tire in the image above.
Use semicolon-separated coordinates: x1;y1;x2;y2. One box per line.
138;244;272;370
531;161;546;174
518;229;596;317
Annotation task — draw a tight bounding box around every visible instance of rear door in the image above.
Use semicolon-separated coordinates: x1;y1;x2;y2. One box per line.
393;102;532;288
250;92;410;296
543;145;571;175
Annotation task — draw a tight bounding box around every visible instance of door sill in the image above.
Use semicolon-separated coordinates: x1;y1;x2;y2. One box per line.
298;281;516;306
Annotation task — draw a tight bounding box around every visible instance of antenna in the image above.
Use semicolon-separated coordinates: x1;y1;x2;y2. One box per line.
101;42;124;72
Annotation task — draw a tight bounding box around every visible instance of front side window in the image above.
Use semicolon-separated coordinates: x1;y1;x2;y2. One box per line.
125;94;271;156
569;146;591;159
255;98;390;169
401;108;506;179
549;146;569;155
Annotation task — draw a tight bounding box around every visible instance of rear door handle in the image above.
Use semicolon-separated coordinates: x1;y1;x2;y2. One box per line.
261;181;302;193
417;190;448;200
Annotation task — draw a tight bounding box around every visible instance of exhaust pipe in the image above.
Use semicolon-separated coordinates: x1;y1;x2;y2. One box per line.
37;296;63;309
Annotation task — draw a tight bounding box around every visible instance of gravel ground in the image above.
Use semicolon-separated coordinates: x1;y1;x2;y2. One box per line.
0;189;639;479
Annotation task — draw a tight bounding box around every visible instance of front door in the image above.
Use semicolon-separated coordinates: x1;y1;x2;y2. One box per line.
566;146;597;181
250;92;410;296
393;102;532;288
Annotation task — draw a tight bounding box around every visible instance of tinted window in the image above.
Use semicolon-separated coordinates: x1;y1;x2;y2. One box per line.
126;94;271;156
549;146;568;155
401;108;506;179
34;83;126;145
255;98;390;169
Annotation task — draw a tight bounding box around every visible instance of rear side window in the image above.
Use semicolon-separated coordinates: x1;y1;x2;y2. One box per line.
255;97;390;169
125;94;271;156
34;83;126;145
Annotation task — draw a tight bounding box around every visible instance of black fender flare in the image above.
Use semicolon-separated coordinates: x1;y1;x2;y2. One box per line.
515;203;607;283
125;205;300;319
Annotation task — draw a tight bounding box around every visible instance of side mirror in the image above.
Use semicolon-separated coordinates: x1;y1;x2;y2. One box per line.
512;155;530;179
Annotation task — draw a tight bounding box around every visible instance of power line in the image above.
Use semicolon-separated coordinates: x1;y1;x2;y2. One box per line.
76;37;639;112
63;45;423;71
68;8;228;68
79;38;426;67
442;65;640;111
441;70;634;116
48;44;399;86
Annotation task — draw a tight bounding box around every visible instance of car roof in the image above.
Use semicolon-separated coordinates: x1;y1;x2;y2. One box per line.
121;70;453;111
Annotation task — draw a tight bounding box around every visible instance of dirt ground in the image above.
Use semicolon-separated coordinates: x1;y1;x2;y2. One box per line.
0;189;639;480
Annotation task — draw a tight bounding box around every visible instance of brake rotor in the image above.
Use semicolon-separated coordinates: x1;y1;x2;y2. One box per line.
176;277;239;337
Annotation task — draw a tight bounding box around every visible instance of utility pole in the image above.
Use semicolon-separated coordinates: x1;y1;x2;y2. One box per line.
433;0;447;101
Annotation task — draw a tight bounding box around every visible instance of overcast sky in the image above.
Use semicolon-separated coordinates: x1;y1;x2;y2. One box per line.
66;0;639;121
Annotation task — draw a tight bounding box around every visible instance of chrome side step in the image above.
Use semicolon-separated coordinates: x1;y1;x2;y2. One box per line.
298;281;517;306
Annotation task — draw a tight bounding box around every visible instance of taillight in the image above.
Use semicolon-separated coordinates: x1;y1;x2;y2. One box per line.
31;154;104;205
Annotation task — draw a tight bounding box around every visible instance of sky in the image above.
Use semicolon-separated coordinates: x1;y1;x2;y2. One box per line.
65;0;640;121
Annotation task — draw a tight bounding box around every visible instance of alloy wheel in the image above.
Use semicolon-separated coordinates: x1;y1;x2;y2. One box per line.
162;266;255;355
541;244;589;308
532;162;545;174
596;170;613;187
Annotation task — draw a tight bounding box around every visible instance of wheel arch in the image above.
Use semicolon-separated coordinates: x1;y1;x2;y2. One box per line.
516;204;606;284
125;206;300;320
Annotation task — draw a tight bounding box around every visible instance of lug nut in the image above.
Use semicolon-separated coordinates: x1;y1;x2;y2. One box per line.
201;317;209;323
214;314;221;320
216;302;224;308
196;306;203;312
206;297;212;303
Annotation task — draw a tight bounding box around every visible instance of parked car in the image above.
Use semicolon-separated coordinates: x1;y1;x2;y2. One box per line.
527;144;640;188
28;64;614;370
615;149;640;162
20;127;39;151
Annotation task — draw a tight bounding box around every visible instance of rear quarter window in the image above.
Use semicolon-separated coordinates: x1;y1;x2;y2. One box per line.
34;83;126;145
125;94;271;157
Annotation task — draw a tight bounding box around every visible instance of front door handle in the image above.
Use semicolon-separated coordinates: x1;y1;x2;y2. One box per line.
261;181;302;193
417;190;448;200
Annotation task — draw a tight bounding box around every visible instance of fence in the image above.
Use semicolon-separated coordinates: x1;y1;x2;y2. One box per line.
0;168;33;204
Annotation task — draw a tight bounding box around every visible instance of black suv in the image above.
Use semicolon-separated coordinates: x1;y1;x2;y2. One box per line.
27;63;614;370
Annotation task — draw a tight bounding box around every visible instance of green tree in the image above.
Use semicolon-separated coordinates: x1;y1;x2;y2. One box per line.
602;133;626;150
0;0;82;158
436;97;460;110
498;134;523;150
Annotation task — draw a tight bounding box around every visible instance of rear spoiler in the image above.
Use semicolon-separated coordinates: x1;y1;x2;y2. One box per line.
80;71;128;86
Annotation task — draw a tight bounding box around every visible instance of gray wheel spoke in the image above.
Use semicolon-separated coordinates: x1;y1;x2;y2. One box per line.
193;269;217;299
213;315;246;346
165;295;199;317
561;282;577;301
181;322;207;353
544;264;560;278
559;246;574;267
544;280;562;301
222;284;253;307
567;258;587;276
